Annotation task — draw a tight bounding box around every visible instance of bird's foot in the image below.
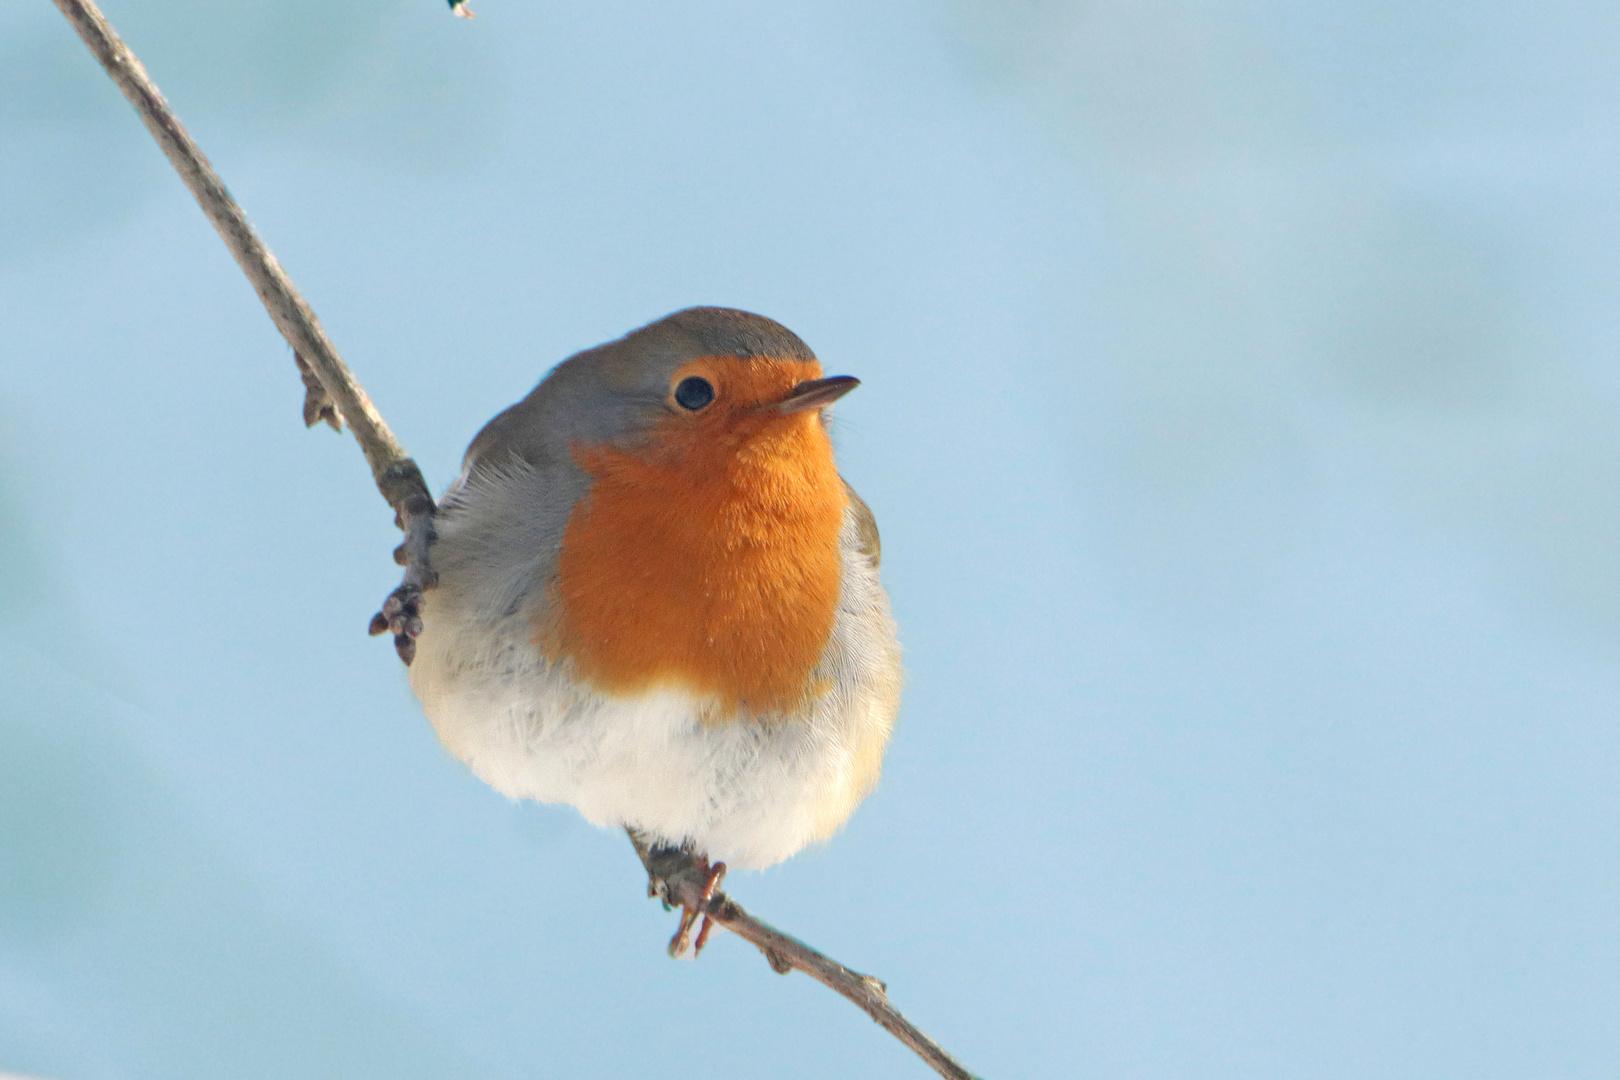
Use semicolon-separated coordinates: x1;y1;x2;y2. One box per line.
672;858;727;958
628;829;729;959
368;583;425;662
368;493;438;665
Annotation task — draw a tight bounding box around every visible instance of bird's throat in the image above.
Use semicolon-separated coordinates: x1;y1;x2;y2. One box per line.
543;415;846;718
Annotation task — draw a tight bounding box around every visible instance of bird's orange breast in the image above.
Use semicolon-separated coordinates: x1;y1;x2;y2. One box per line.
542;360;847;717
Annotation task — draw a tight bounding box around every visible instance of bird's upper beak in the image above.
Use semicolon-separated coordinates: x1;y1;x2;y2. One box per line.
771;375;860;415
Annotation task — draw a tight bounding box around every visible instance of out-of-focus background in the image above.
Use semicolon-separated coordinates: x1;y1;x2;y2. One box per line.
3;1;1618;1076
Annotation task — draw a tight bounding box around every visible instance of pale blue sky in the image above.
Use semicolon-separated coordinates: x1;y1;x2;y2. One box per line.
3;1;1619;1077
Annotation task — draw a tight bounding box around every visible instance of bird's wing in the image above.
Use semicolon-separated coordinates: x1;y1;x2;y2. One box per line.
842;479;882;569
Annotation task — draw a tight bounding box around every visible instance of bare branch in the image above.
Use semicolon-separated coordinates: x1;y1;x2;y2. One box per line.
48;0;433;519
49;2;982;1075
634;835;983;1080
715;902;982;1080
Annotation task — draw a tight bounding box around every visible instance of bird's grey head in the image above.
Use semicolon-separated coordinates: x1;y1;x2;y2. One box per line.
501;307;822;459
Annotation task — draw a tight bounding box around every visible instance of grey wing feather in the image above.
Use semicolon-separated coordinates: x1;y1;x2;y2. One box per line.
842;480;882;568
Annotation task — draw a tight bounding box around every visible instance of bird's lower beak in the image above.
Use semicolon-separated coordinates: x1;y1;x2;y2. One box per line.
772;375;860;415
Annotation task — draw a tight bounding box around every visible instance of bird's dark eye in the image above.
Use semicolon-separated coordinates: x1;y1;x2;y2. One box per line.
674;376;716;411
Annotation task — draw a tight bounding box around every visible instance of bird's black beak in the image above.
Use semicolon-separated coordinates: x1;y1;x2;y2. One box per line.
772;375;860;415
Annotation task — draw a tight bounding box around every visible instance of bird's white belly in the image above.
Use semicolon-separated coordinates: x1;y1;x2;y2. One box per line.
408;604;892;869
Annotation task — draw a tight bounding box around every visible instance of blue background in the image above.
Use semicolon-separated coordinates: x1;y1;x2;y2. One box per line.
3;1;1619;1076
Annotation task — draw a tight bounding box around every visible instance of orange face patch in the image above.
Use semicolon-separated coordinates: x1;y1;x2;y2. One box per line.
542;356;848;717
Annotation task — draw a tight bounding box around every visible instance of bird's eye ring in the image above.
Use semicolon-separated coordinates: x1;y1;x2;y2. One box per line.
674;376;716;411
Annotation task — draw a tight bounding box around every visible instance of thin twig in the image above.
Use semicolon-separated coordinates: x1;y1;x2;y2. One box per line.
50;3;982;1076
633;834;983;1080
713;901;980;1080
48;0;433;518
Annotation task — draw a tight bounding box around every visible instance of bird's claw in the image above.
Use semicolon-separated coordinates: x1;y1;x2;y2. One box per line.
667;860;727;958
370;498;438;666
628;829;728;959
368;584;425;663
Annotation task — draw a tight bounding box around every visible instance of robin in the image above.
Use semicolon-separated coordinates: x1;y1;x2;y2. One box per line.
371;307;902;953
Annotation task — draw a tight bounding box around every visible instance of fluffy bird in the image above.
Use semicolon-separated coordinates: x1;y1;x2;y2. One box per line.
374;308;901;948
